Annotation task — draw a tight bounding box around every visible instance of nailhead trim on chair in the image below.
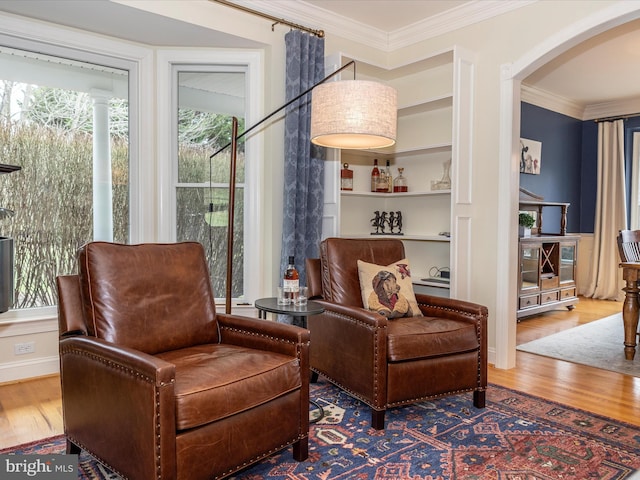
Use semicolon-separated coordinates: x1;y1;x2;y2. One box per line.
61;346;172;480
217;434;307;479
313;304;487;412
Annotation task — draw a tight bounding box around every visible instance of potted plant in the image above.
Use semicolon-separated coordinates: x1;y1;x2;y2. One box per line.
519;212;535;237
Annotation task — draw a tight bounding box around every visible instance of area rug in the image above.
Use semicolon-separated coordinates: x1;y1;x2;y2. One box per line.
518;313;640;377
3;380;640;479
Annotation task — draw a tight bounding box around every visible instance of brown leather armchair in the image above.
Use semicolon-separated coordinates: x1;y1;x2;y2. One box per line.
306;237;487;430
57;241;309;480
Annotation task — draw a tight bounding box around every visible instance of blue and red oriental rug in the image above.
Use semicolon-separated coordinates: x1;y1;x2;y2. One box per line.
3;379;640;479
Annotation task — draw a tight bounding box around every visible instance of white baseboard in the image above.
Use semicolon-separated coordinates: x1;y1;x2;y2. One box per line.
488;346;496;367
0;355;59;383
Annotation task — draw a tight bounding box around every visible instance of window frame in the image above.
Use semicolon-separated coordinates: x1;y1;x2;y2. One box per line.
0;13;154;323
156;49;264;307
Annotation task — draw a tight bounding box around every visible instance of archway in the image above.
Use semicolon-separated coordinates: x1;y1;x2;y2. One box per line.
495;2;640;369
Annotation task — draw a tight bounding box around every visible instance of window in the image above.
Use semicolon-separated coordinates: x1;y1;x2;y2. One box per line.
175;68;246;298
161;51;262;305
0;45;130;310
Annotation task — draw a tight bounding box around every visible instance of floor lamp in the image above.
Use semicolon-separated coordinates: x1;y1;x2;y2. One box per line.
209;60;398;314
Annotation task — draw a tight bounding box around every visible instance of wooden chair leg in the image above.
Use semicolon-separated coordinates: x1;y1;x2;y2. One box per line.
66;439;81;454
293;437;308;461
310;371;319;383
473;389;486;408
371;409;385;430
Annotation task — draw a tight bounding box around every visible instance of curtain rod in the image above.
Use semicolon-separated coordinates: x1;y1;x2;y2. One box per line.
210;0;324;38
593;112;640;123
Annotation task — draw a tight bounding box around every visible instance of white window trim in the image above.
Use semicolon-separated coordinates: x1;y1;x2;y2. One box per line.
0;13;154;323
155;49;264;306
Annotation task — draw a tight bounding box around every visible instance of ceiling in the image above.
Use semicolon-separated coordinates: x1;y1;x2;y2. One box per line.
0;0;638;119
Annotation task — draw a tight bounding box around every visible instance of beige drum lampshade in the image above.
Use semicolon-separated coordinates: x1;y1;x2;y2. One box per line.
310;80;397;149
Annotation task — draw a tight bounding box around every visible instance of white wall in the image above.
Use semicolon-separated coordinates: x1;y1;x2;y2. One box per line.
1;0;637;380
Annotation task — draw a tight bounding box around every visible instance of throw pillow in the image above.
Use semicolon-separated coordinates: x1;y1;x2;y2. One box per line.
357;258;422;318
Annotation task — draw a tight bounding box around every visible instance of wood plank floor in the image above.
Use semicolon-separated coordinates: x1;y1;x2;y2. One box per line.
0;296;638;450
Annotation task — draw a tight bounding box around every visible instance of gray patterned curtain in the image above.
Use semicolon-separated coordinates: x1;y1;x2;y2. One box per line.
279;30;325;311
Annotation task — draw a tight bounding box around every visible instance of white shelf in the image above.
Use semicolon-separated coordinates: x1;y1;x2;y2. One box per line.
341;189;450;197
398;94;452;117
340;234;451;242
342;143;452;161
413;277;451;289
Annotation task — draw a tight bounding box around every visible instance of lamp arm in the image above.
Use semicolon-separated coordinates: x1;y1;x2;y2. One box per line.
211;59;355;313
209;60;355;160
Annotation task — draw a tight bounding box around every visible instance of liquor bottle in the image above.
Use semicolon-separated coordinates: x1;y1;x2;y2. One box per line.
393;167;408;192
376;160;389;193
340;163;353;191
283;255;299;303
385;160;392;193
371;159;380;192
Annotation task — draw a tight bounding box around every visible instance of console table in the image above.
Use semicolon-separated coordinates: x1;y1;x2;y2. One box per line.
619;262;640;360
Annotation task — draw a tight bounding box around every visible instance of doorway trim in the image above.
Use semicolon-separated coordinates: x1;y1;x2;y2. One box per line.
495;2;640;369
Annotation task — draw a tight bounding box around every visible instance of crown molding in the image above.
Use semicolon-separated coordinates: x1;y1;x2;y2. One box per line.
233;0;534;52
521;84;585;120
521;84;640;121
583;98;640;121
389;0;536;51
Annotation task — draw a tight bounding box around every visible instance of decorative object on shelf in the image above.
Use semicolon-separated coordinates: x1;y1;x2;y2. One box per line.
431;158;452;191
519;212;535;237
340;163;353;191
207;60;397;313
393;167;408;192
385;160;392;193
520;138;542;175
371;158;380;192
370;210;403;235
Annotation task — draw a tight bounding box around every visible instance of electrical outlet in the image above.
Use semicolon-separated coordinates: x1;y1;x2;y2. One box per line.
14;342;35;355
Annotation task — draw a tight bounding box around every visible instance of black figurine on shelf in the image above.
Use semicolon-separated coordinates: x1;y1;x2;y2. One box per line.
371;211;383;234
371;210;403;235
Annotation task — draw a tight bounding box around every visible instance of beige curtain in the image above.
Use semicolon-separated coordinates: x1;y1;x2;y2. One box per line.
584;119;626;300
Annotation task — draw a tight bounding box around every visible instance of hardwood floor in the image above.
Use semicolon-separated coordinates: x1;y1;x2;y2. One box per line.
0;296;638;450
490;296;640;427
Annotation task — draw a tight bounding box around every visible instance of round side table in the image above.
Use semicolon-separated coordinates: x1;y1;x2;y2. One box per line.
254;297;324;328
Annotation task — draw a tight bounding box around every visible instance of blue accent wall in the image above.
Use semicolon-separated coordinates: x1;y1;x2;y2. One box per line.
521;103;640;234
520;103;583;233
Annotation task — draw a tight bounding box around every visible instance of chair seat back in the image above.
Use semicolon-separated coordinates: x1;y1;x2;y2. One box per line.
320;238;405;306
78;241;219;354
617;230;640;262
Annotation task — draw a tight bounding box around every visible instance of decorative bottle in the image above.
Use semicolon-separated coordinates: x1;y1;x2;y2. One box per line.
283;255;299;303
340;163;353;191
393;167;408;192
385;160;392;193
371;159;380;192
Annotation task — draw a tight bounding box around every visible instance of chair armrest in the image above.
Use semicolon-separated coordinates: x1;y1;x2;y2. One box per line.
414;293;488;323
60;335;175;385
59;336;177;479
306;300;388;408
217;313;310;359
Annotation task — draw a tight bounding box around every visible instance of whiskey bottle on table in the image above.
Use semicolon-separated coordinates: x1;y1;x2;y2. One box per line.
283;256;299;303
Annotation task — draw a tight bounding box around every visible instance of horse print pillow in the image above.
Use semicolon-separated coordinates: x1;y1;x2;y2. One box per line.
357;258;422;318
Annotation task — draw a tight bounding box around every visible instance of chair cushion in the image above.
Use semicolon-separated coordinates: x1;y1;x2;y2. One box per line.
357;258;422;318
387;316;479;362
157;344;302;431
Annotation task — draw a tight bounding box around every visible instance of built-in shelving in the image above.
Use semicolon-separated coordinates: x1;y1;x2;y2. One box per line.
322;46;475;299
